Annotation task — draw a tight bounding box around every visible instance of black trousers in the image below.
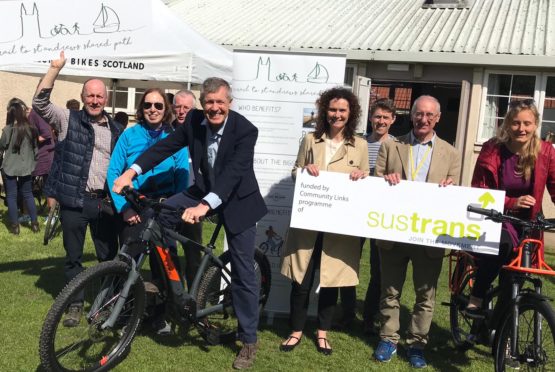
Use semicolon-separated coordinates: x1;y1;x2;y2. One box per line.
290;233;337;331
471;229;515;299
178;222;203;290
60;197;119;284
339;238;381;324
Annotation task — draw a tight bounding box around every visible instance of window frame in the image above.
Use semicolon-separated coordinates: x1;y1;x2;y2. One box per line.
477;70;542;144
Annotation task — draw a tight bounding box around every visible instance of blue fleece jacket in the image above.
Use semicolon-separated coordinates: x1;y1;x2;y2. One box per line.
107;122;189;212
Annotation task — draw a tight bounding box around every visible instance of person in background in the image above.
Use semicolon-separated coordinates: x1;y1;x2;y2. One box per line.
29;108;55;195
373;95;461;368
465;99;555;319
171;89;202;290
33;51;123;327
0;98;39;235
114;111;129;128
107;88;189;334
280;87;369;356
66;99;80;111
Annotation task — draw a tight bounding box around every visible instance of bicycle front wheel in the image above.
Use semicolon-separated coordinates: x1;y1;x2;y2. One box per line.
39;261;145;372
449;260;477;351
44;201;61;245
495;296;555;372
195;248;271;344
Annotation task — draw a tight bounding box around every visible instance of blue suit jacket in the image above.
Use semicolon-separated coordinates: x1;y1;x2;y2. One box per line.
134;109;267;234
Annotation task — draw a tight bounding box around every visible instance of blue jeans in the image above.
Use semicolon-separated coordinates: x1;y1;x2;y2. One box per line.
3;173;37;225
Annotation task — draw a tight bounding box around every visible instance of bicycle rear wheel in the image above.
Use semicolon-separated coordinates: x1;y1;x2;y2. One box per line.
449;260;477;351
44;201;61;245
39;261;145;372
495;296;555;372
195;249;271;344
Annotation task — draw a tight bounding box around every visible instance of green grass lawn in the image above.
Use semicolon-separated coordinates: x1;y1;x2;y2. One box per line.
1;205;554;371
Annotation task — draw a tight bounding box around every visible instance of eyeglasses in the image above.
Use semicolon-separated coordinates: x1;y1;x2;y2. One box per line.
142;102;164;110
413;112;437;119
509;99;535;108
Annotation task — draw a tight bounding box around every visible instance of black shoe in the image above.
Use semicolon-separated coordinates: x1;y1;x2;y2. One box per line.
316;337;332;356
463;306;486;320
280;334;302;352
9;223;20;235
31;221;40;233
63;304;83;327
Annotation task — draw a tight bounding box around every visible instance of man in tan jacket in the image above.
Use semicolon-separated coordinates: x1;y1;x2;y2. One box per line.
372;95;461;368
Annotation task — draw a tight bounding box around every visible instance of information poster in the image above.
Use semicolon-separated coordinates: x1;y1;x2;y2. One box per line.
232;51;346;315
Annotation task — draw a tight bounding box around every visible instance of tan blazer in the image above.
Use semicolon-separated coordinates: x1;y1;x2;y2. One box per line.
375;133;462;258
281;132;369;287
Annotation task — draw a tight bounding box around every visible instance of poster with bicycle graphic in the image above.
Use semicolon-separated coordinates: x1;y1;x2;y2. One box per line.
0;0;153;64
232;50;346;316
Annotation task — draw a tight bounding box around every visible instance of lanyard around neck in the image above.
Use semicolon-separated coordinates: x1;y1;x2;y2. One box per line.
409;143;432;181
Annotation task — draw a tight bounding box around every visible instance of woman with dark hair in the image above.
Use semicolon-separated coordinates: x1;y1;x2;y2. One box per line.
0;98;39;234
107;87;189;333
465;99;555;317
279;87;369;355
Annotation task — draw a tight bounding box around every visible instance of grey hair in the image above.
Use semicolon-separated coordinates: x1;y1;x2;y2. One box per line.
410;95;441;116
173;89;196;105
200;77;232;105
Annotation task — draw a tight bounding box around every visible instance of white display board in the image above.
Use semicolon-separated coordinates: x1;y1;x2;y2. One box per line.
232;50;346;316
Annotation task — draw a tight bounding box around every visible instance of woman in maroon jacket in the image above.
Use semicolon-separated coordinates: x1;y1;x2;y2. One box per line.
466;99;555;317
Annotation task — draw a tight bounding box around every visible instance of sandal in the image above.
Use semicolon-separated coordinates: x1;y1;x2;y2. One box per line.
316;337;332;355
280;334;302;352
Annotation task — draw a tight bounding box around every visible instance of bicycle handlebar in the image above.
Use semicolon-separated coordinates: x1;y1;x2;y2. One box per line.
120;186;180;214
467;205;555;232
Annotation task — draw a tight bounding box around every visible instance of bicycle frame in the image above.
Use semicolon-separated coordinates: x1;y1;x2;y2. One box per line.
93;211;231;331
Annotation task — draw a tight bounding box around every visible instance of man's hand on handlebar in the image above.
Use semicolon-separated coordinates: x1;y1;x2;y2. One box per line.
181;203;210;224
113;169;137;194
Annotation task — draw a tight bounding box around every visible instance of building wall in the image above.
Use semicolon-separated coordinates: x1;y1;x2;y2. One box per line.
0;71;82;130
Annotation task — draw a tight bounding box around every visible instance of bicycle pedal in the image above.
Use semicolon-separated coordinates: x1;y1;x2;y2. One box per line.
197;322;220;345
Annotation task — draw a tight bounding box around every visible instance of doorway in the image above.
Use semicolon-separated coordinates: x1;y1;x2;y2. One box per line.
368;81;462;146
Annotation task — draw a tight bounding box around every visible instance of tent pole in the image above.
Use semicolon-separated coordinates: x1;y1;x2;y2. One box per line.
111;79;118;115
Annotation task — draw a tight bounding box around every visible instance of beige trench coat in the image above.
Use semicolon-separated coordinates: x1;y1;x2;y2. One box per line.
280;132;369;287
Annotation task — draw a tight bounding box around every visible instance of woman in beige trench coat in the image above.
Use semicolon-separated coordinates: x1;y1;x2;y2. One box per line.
279;87;369;355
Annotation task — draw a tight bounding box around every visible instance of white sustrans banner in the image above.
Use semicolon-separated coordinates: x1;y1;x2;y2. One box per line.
232;50;346;316
291;170;506;255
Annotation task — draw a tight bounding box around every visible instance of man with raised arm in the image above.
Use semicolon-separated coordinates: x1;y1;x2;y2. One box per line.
113;77;267;370
32;51;123;327
372;95;461;368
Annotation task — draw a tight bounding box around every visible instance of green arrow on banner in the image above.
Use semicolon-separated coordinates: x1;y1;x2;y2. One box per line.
478;192;495;208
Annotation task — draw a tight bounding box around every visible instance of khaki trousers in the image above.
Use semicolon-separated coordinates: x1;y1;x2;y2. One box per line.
378;243;444;348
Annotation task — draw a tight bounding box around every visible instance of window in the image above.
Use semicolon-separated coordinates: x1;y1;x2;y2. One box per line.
106;86;144;115
478;72;539;143
344;63;357;87
540;76;555;141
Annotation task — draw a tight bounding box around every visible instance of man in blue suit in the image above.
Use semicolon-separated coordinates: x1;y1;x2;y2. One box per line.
113;77;267;370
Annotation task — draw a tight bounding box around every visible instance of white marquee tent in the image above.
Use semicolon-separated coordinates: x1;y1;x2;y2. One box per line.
0;0;232;85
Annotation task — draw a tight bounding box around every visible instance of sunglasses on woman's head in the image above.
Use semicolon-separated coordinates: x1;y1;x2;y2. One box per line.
509;98;535;108
142;102;164;110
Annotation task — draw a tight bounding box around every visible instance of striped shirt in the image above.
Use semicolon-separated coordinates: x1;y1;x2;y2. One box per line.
367;134;395;174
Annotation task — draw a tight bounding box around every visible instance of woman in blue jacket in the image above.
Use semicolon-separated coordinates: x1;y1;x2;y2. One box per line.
107;88;189;332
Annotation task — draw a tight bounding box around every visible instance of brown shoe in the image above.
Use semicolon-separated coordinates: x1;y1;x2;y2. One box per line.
9;223;20;235
31;221;40;233
233;343;258;369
